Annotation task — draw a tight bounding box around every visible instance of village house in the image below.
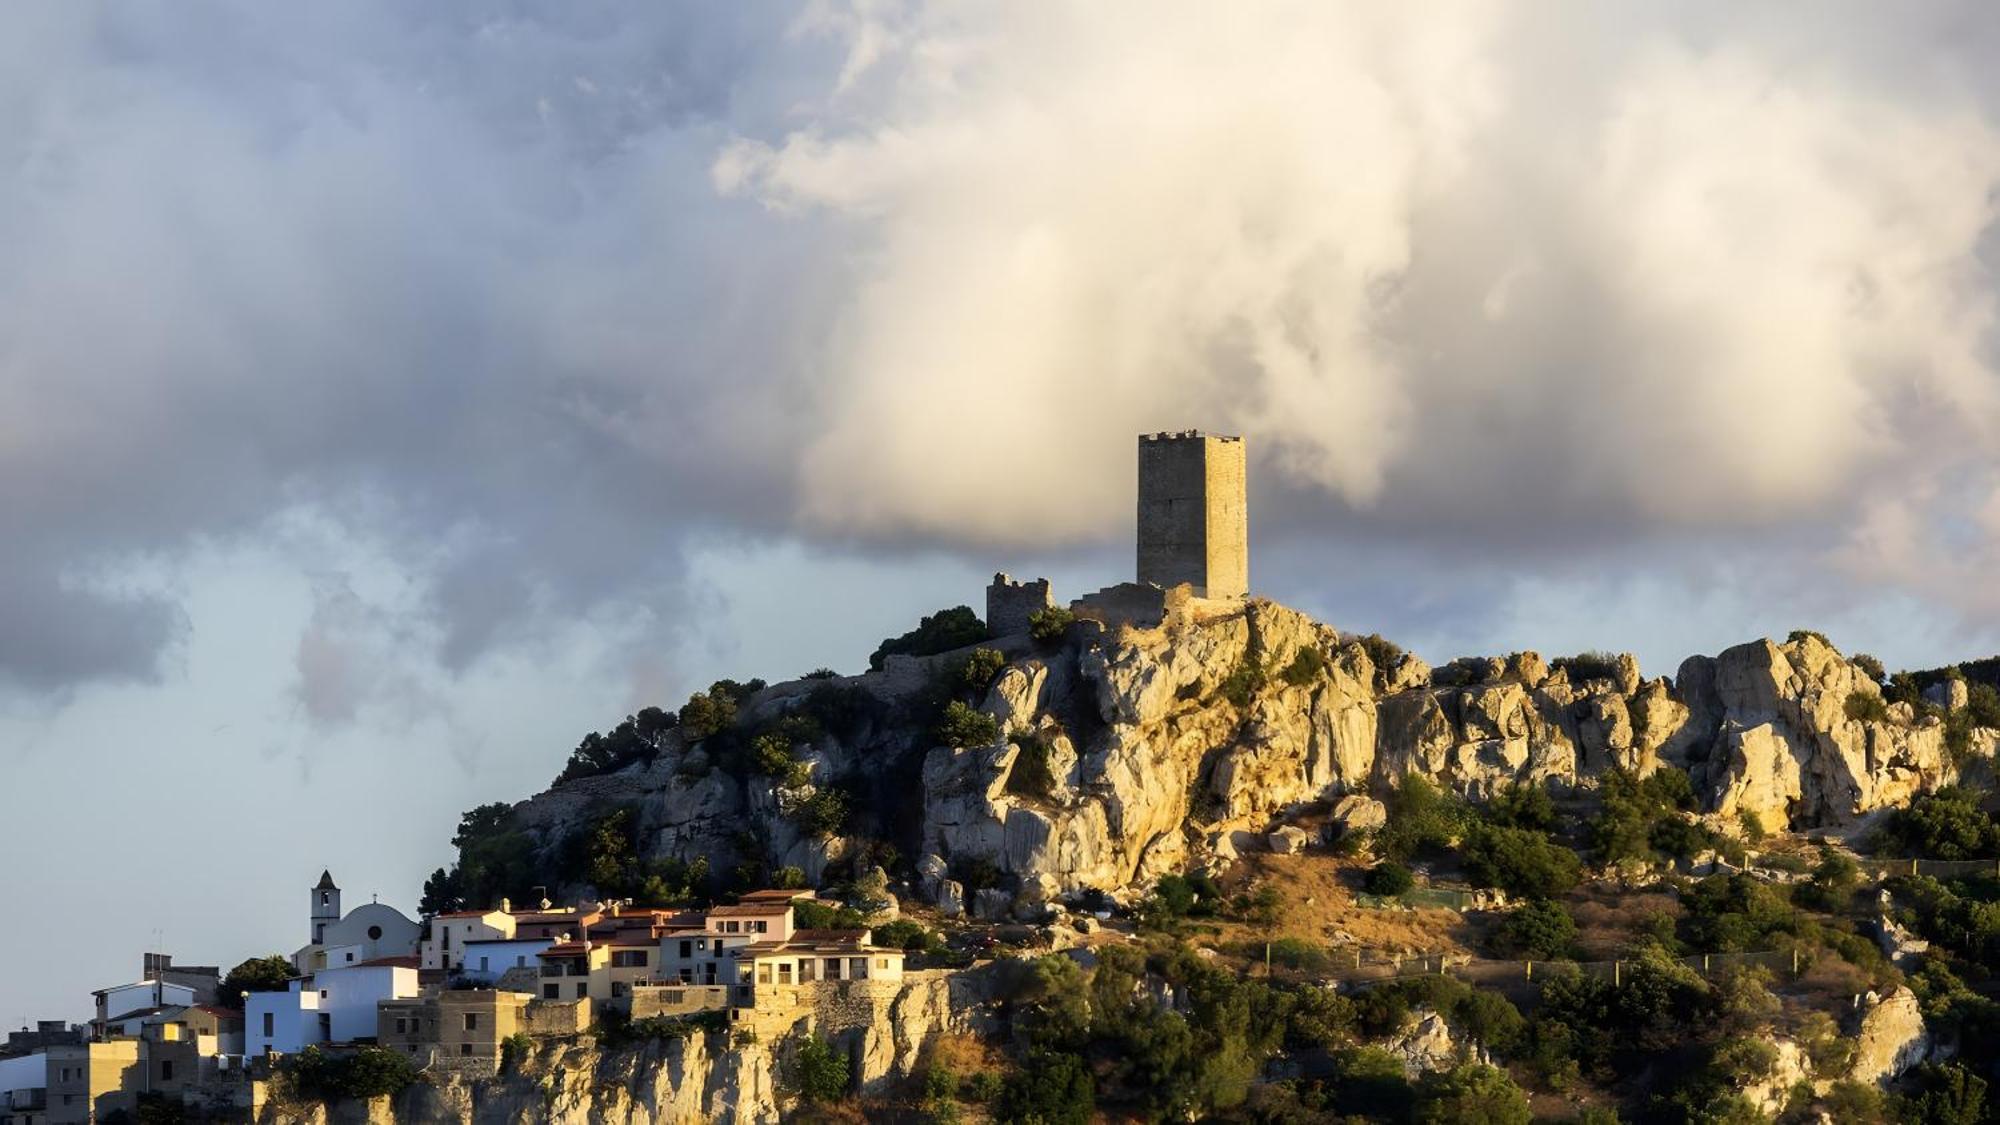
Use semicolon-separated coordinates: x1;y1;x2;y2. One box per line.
420;898;602;975
245;957;420;1056
377;989;531;1071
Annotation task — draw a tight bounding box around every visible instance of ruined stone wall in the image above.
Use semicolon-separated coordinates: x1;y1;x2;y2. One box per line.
522;998;590;1037
985;573;1055;638
1136;432;1246;598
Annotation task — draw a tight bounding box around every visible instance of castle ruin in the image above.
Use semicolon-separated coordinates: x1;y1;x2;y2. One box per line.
1136;430;1247;599
986;430;1248;635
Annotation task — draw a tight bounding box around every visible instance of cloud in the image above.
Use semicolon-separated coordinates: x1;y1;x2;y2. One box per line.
4;1;2000;704
725;2;2000;568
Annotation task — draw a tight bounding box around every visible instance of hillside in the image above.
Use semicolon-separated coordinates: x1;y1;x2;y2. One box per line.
378;595;2000;1124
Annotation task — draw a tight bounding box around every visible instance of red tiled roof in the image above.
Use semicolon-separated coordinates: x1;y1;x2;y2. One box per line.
539;942;591;958
738;889;812;902
707;904;792;917
352;956;421;969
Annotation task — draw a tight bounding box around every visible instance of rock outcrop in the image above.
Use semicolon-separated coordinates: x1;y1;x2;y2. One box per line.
1849;986;1930;1086
494;598;1975;913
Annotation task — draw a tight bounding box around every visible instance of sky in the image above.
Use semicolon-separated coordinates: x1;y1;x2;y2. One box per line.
5;0;2000;1024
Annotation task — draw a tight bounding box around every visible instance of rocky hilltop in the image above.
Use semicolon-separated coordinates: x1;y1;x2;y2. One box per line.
499;596;1980;919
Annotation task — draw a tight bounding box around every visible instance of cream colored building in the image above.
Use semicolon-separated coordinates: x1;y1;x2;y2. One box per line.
378;990;532;1071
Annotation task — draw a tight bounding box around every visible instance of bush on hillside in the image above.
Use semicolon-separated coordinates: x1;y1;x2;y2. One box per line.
1280;645;1328;687
1463;825;1581;899
1364;862;1415;896
1491;898;1578;960
935;701;999;747
1844;690;1892;724
870;606;989;671
1028;606;1075;646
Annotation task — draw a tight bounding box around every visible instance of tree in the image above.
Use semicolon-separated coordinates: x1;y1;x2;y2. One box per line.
1491;899;1576;959
789;1034;851;1104
870;606;989;670
216;955;294;1010
1028;606;1075;646
997;1049;1094;1125
1364;862;1415;896
1415;1063;1531;1125
1463;824;1580;898
935;701;999;747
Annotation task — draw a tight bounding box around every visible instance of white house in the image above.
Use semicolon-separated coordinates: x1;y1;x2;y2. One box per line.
245;985;324;1057
457;938;552;985
91;980;197;1036
313;958;421;1043
292;871;423;973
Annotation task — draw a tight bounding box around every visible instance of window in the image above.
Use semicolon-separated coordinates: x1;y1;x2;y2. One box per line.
877;958;889;969
613;950;648;968
464;1013;478;1031
825;958;841;980
479;957;489;972
344;952;354;962
751;920;767;934
161;1060;174;1081
320;990;329;999
461;1043;473;1056
321;891;331;905
367;925;383;940
543;984;559;1000
516;956;526;968
611;981;628;998
574;983;586;999
395;1018;407;1034
679;940;692;958
263;1013;274;1037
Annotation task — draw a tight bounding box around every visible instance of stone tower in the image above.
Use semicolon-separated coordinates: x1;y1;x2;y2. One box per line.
1136;431;1247;598
311;869;341;945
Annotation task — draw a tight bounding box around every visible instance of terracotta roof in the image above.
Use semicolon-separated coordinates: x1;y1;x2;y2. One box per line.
706;904;792;917
738;889;812;902
515;911;597;924
351;956;421;970
539;943;592;958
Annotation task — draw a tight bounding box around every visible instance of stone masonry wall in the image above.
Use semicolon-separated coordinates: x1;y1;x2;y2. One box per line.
1137;432;1246;598
985;573;1055;638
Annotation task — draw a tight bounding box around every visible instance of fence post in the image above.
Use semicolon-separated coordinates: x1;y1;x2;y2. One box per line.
1912;858;1919;876
1703;954;1710;972
1525;960;1533;982
1791;948;1799;975
1614;960;1621;987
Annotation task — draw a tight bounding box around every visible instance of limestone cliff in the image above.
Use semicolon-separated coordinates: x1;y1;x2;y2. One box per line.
498;598;1982;915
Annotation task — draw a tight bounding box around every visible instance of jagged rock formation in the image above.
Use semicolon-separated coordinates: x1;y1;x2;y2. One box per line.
498;597;1982;913
1848;986;1931;1087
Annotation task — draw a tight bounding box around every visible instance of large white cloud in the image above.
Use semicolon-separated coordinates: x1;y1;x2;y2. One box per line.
723;2;2000;573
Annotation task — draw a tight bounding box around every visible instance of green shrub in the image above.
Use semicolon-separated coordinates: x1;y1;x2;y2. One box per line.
1280;646;1328;687
788;1034;851;1103
870;606;989;670
279;1046;419;1102
1852;653;1887;683
1365;862;1415;896
1788;628;1833;647
997;1049;1093;1125
793;899;867;929
1259;937;1332;972
1218;659;1266;706
1376;775;1468;861
1356;633;1404;668
1844;690;1892;724
1151;872;1223;919
1287;987;1357;1049
1463;825;1581;899
1415;1062;1531;1125
678;685;740;741
1486;782;1556;832
1883;787;2000;859
1028;606;1075;645
1006;734;1058;798
1898;1061;1987;1125
960;648;1006;690
935;701;999;747
788;788;850;838
1491;898;1577;959
217;954;295;1009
